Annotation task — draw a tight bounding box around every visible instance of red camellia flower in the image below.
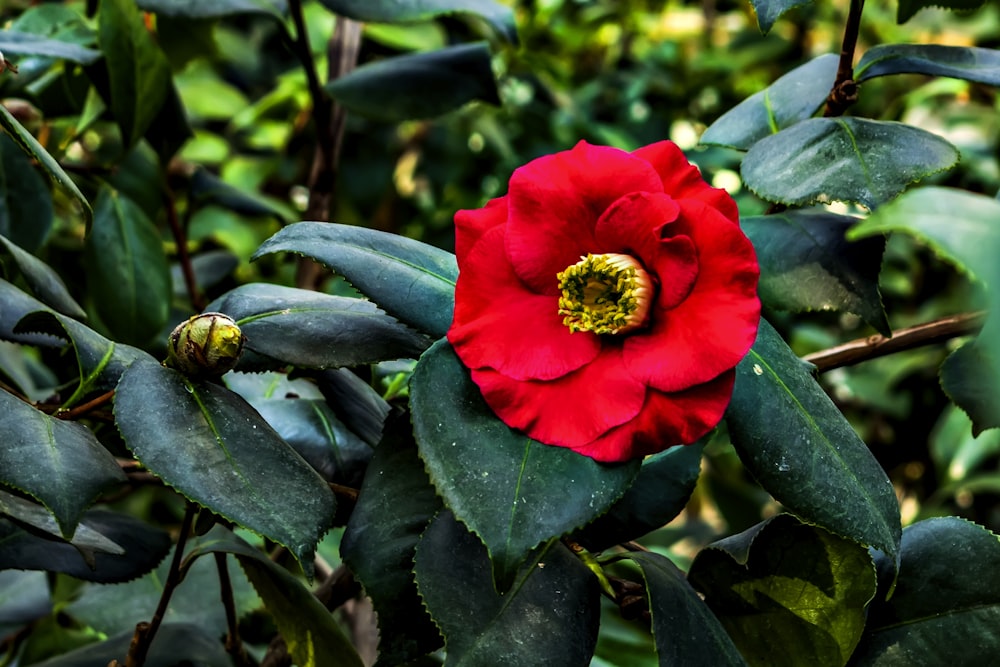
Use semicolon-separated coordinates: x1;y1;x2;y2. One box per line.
447;141;760;463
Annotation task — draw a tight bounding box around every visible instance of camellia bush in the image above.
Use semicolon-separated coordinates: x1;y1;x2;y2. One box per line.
1;0;1000;665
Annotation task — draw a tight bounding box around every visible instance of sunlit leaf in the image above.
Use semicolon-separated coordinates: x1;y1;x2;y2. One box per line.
856;44;1000;85
0;31;100;63
897;0;988;24
748;0;817;33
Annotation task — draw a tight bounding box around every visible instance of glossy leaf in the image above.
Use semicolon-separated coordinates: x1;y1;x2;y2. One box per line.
326;43;500;122
0;135;54;254
742;210;889;335
749;0;817;33
626;551;747;667
0;490;123;556
136;0;286;19
0;104;91;228
316;0;517;43
114;358;335;569
853;517;1000;665
0;31;100;63
856;44;1000;85
341;417;444;666
414;511;600;666
29;624;233;667
726;320;901;563
897;0;987;23
701;54;837;150
940;334;1000;436
575;443;704;552
742;118;959;209
189;167;287;220
98;0;173;147
0;389;125;537
410;339;641;588
0;279;62;347
0;235;85;318
688;515;875;667
252;221;458;338
207;283;428;371
84;188;171;347
316;367;391;447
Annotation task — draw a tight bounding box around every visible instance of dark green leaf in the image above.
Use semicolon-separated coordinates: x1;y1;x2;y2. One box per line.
741;118;959;209
114;358;335;569
316;367;391;447
853;517;1000;665
207;283;429;370
857;44;1000;85
84;188;171;347
626;551;747;667
252;221;458;338
0;134;54;254
0;279;61;346
341;417;444;667
30;624;233;667
0;31;100;63
189;167;287;220
0;104;91;228
316;0;516;43
575;443;703;552
414;511;600;666
701;54;837;150
0;235;85;318
326;42;500;122
688;515;875;667
897;0;987;23
137;0;286;18
98;0;173;147
940;333;1000;436
410;339;640;589
726;319;901;563
0;489;123;555
171;250;239;298
0;389;125;537
742;210;889;335
142;78;194;161
748;0;817;33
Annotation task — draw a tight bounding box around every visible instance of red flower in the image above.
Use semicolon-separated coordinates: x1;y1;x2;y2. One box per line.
447;141;760;462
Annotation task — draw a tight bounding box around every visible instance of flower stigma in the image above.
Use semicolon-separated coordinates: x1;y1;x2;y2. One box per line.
557;253;653;335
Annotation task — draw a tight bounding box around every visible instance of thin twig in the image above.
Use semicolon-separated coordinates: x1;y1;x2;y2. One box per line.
164;187;205;311
803;311;985;372
53;389;115;420
824;0;864;117
215;552;252;666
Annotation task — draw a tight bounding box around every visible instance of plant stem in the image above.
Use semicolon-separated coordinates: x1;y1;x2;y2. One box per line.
216;552;252;666
803;311;985;372
53;389;114;420
124;504;197;667
163;186;205;311
823;0;865;117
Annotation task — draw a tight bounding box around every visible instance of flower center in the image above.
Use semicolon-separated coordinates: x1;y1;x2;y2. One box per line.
557;253;653;335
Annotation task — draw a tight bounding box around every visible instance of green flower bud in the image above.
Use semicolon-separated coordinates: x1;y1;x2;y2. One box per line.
166;312;245;378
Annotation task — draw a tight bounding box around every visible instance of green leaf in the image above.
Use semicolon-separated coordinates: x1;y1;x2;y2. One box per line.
189;167;287;220
0;279;62;347
316;0;517;43
0;31;100;63
897;0;988;23
575;443;704;552
341;418;445;666
84;188;171;347
0;234;85;318
28;624;234;667
190;528;364;667
326;42;500;122
414;511;600;666
252;221;458;338
0;490;123;556
748;0;817;33
742;210;889;335
206;283;429;371
626;551;748;667
0;104;92;229
0;134;54;254
853;517;1000;665
114;358;335;569
136;0;286;19
0;389;125;537
687;515;875;667
857;44;1000;86
726;319;901;563
409;339;640;589
940;332;1000;435
701;54;837;150
315;367;391;447
98;0;174;148
741;118;959;209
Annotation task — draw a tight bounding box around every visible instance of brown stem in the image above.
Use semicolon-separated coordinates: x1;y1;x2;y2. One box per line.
124;504;197;667
803;311;985;372
823;0;864;117
216;552;253;666
53;389;115;420
164;187;205;311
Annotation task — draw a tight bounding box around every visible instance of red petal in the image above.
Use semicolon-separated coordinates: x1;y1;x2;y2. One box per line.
594;192;681;267
633;141;739;224
569;371;736;463
448;225;601;381
455;196;507;262
471;347;646;447
506;142;664;295
624;199;760;393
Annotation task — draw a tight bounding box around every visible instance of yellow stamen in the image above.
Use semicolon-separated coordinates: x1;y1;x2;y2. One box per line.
557;253;653;335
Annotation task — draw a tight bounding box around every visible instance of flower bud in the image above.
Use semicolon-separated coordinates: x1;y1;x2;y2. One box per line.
166;312;245;378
